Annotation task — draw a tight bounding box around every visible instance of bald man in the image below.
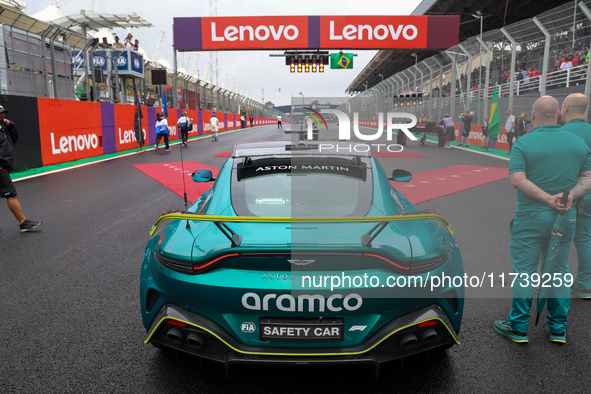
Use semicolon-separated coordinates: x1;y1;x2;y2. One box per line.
494;96;591;344
561;93;591;299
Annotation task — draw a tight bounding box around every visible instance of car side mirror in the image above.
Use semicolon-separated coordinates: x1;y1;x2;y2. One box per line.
391;169;412;182
192;169;215;182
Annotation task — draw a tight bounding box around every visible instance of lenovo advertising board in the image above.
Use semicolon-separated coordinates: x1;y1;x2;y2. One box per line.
174;15;459;51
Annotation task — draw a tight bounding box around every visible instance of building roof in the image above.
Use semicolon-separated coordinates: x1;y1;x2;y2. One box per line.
50;11;152;34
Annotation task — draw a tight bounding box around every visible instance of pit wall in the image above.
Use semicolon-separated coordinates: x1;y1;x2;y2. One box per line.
5;95;273;172
357;119;510;150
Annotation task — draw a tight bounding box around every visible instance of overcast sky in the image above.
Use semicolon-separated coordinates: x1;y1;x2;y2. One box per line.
25;0;423;106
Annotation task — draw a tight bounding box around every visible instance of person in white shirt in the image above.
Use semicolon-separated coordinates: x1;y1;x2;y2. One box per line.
177;111;191;147
124;33;134;49
277;114;282;129
560;57;573;70
505;110;516;155
154;112;170;152
210;113;220;141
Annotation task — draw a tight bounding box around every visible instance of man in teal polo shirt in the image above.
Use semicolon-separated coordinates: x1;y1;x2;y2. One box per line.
560;93;591;299
494;96;591;344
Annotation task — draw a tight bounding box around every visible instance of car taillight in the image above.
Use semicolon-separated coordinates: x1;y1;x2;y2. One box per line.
166;319;187;327
363;253;410;271
193;253;239;272
418;320;438;328
363;251;449;274
154;251;240;274
411;251;450;274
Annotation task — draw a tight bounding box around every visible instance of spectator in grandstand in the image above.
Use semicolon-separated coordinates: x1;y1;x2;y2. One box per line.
585;46;590;64
124;33;134;49
505;110;516;155
101;37;110;46
481;116;489;151
572;52;581;67
114;36;124;49
560;56;573;71
458;111;473;147
440;114;455;149
560;93;591;299
154;112;171;152
494;95;591;345
0;106;42;232
134;39;139;51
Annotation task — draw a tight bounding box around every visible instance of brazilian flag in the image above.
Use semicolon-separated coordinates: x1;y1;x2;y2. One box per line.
331;53;354;69
488;86;501;143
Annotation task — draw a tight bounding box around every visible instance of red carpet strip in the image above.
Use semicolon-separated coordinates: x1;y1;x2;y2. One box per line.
134;161;220;203
392;165;509;205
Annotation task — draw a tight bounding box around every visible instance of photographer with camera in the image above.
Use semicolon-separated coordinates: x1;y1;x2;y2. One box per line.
459;110;473;148
0;105;41;232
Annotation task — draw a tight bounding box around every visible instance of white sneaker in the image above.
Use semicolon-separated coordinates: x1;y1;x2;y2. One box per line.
154;144;158;152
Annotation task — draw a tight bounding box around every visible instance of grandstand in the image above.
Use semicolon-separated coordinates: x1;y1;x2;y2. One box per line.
348;0;591;124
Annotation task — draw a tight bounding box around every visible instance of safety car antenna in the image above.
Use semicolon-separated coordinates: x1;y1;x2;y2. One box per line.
179;132;190;229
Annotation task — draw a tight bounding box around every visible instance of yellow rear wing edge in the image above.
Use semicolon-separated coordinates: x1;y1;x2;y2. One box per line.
149;212;454;237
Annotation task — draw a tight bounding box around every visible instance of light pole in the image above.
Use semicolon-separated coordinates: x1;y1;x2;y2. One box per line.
411;52;418;92
472;11;483;123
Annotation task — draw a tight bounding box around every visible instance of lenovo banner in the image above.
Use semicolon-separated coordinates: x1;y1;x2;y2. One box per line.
38;98;103;166
174;15;459;51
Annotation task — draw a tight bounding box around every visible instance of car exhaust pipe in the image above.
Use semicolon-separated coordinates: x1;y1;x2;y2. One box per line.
186;332;205;349
398;333;418;349
418;328;438;344
166;328;184;344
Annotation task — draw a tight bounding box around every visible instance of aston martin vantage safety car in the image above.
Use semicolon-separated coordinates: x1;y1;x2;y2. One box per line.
140;140;464;372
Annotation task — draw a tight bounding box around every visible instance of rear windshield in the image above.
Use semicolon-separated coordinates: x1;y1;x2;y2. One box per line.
231;156;372;217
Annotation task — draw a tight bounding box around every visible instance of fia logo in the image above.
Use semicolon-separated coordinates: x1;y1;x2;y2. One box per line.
93;57;106;67
117;56;127;67
134;58;141;69
241;322;256;333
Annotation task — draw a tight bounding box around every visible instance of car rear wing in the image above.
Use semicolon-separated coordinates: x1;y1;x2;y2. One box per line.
149;209;454;240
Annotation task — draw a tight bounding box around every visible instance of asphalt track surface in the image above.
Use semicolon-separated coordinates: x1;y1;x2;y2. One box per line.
1;124;591;393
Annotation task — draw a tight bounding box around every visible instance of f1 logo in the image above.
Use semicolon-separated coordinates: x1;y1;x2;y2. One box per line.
349;325;367;332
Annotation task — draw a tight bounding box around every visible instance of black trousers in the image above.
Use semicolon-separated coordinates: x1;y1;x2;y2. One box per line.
155;133;170;148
